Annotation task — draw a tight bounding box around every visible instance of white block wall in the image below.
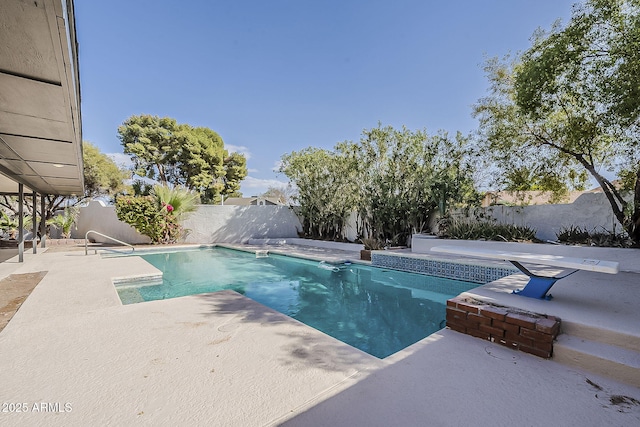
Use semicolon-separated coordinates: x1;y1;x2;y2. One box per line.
73;202;302;244
73;201;151;244
181;205;302;243
449;193;625;242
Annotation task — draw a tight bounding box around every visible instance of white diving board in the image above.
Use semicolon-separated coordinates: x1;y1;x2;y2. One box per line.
430;245;619;300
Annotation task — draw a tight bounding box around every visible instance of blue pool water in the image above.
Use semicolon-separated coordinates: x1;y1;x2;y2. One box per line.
116;247;479;358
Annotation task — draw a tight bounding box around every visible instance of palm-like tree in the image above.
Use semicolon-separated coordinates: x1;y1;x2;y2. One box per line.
47;207;79;238
152;185;199;219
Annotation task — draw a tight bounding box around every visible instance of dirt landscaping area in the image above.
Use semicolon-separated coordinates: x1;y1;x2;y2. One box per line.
0;271;47;332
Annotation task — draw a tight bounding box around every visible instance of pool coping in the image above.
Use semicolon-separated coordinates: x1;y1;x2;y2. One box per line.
109;244;482;359
99;243;640;360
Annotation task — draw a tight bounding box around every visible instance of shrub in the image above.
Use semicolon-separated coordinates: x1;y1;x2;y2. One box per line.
361;238;385;250
439;219;537;242
47;207;79;238
556;226;633;248
115;190;189;244
116;196;163;243
556;225;590;244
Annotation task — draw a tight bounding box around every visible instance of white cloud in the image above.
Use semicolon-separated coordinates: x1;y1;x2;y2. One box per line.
242;176;288;189
107;153;133;169
247;168;259;173
226;144;251;160
271;160;283;173
240;176;289;196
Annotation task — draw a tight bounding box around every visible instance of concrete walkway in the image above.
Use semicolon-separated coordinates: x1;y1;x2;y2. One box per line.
0;245;638;426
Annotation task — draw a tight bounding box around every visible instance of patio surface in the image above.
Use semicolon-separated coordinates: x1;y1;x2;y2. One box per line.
0;243;638;426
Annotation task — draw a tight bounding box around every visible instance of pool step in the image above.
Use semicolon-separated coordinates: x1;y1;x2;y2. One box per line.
559;321;640;353
553;334;640;387
112;273;163;289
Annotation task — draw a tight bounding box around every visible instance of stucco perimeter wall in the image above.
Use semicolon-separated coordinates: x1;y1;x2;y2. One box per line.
73;202;302;244
73;201;151;244
461;193;622;242
181;205;302;243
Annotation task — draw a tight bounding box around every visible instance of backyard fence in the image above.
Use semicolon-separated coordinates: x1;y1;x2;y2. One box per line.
453;192;623;242
72;201;302;244
73;192;621;245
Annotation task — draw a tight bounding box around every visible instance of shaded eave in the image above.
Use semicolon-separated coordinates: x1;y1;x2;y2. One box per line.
0;0;84;196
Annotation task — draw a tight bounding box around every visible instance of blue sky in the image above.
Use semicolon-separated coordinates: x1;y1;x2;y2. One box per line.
75;0;575;196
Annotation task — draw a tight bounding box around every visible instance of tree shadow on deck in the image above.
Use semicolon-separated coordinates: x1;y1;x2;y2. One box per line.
194;290;380;374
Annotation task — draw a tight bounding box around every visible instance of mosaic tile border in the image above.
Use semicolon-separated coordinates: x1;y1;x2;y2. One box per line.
372;252;517;284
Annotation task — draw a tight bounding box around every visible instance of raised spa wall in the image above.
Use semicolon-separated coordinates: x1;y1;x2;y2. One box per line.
371;251;516;284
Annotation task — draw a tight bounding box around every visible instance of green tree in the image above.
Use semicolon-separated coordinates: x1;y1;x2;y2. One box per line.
281;124;478;244
83;141;130;198
353;125;477;245
221;152;248;198
175;126;224;195
280;145;359;240
117;115;181;184
118;114;247;203
474;0;640;244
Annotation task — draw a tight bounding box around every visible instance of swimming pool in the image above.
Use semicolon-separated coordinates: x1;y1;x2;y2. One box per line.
115;247;479;358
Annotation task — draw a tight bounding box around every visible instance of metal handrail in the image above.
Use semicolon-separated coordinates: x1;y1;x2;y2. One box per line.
85;230;135;255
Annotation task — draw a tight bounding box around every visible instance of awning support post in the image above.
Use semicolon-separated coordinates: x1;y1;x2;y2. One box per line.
32;192;37;254
40;195;46;248
18;184;24;262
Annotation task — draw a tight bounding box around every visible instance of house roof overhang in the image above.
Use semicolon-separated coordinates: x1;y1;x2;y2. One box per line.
0;0;84;196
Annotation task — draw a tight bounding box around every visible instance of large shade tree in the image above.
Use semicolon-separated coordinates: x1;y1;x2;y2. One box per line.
474;0;640;244
83;141;130;198
280;124;478;244
118;115;247;203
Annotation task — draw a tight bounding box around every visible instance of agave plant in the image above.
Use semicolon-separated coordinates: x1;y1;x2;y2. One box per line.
361;237;385;250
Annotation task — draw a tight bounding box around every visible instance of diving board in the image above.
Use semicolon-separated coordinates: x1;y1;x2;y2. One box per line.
431;245;619;300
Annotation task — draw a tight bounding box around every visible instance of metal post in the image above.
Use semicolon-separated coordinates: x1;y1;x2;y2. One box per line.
18;184;24;262
32;192;37;254
40;195;46;248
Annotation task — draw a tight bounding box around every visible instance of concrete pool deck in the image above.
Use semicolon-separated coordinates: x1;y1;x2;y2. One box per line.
0;244;638;426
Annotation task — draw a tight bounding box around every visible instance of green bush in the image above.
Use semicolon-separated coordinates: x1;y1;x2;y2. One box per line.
556;225;590;244
115;185;199;244
440;219;537;242
47;207;79;238
115;195;182;244
556;226;632;248
361;238;385;250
